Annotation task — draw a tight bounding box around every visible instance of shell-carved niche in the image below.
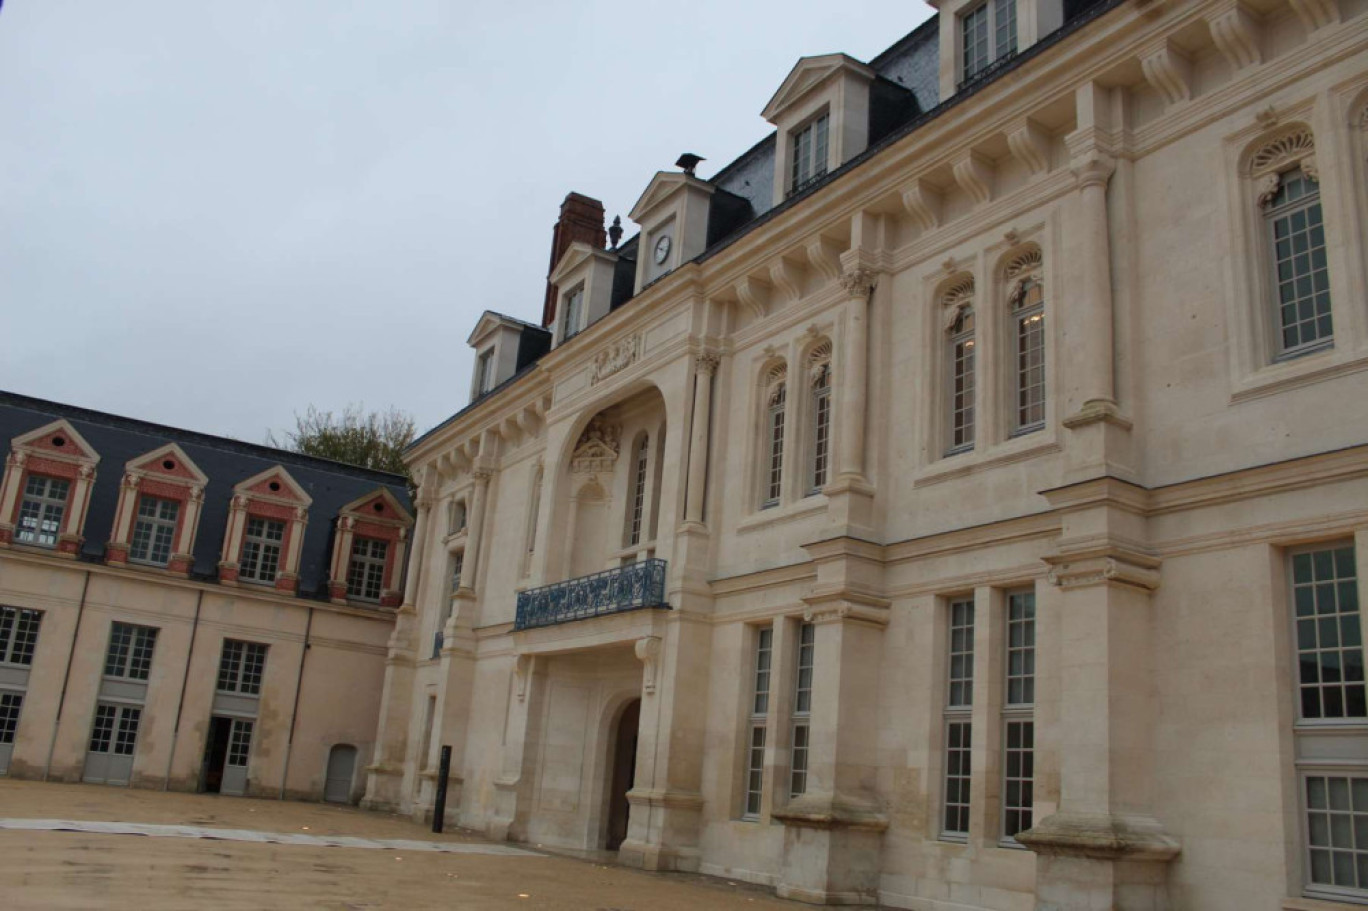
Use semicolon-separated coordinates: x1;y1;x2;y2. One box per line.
939;274;976;333
570;416;621;474
1247;127;1317;206
807;340;833;387
1004;247;1044;309
764;363;788;408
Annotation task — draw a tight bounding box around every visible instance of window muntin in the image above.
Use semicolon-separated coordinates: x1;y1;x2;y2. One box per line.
217;639;268;696
129;495;179;566
227;719;254;767
347;537;388;602
627;435;650;546
104;622;158;681
1304;774;1368;900
89;704;141;756
0;606;42;666
1292;545;1364;721
962;0;1017;82
744;625;773;820
763;380;786;509
450;550;464;594
0;692;22;744
943;598;975;841
947;306;976;454
562;287;584;341
16;475;69;548
809;363;832;495
1011;276;1046;434
1266;169;1332;358
790;113;829;195
1002;590;1036;842
239;517;285;584
790;621;815;798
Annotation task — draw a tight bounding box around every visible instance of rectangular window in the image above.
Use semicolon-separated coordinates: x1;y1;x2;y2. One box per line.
1304;774;1368;899
962;0;1016;83
763;384;786;508
790;113;829;195
0;606;43;666
227;719;254;767
562;287;584;341
347;537;388;602
1292;545;1364;721
1012;278;1046;434
0;692;23;744
450;550;464;594
476;349;495;395
1003;590;1036;841
104;622;159;681
628;436;649;546
239;517;285;584
943;597;975;841
89;704;141;756
790;621;815;798
744;625;773;820
16;475;69;548
1268;169;1333;358
809;365;832;495
129;495;179;566
217;639;268;696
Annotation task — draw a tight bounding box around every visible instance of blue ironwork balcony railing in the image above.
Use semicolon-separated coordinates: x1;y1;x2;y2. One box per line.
515;559;669;631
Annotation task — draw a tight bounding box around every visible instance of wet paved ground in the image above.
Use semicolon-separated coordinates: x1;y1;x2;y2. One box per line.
0;780;798;910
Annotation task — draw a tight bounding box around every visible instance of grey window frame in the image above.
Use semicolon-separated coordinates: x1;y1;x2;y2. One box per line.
0;691;22;744
626;434;650;546
0;606;43;666
562;285;584;342
961;0;1017;83
217;639;269;696
942;597;975;841
103;621;159;681
947;305;976;455
789;112;829;195
347;537;388;603
762;380;786;509
808;362;832;495
239;516;285;584
15;474;69;548
743;625;773;820
1010;276;1046;435
1001;589;1036;844
789;621;815;798
128;495;179;566
1265;168;1333;360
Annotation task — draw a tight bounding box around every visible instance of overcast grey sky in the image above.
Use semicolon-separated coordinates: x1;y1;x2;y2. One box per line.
0;1;933;443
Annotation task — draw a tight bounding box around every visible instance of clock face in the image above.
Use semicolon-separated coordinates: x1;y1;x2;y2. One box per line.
653;234;671;265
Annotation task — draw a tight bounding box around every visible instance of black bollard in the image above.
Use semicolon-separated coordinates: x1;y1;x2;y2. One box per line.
432;745;452;833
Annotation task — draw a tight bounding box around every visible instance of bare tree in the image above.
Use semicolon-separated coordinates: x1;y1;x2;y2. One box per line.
268;405;416;477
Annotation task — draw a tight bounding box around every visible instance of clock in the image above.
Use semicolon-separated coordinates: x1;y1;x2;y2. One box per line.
653;234;671;265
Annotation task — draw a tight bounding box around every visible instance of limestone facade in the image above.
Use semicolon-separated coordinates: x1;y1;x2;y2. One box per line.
366;1;1368;908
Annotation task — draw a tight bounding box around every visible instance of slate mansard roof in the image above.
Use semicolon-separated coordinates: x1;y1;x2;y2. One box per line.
0;390;412;600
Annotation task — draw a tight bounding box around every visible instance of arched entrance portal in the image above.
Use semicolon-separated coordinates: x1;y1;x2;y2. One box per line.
605;698;640;851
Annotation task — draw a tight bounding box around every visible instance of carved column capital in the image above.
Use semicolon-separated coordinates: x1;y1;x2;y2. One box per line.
1070;152;1116;190
695;353;721;377
838;268;877;300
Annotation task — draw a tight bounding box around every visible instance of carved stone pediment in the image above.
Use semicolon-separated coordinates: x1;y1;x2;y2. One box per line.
571;417;621;474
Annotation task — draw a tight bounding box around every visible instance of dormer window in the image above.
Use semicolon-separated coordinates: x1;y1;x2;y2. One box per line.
790;112;830;197
962;0;1017;83
17;476;69;548
562;286;584;342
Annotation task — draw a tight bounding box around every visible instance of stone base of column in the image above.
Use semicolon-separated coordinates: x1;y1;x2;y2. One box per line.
617;788;703;872
1062;397;1132;430
822;475;875;539
1017;812;1179;911
486;776;526;843
360;764;404;812
772;795;888;906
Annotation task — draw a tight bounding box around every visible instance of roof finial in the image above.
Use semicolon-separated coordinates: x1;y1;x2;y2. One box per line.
608;216;623;250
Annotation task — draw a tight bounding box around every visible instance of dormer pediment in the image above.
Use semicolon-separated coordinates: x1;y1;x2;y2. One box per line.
234;465;312;507
127;443;208;485
549;241;617;287
628;171;716;224
761;53;873;124
468;310;531;348
339;487;414;527
11;419;99;465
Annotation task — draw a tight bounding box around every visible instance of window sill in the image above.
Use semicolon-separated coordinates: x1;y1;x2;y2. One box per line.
1231;347;1368;404
736;497;827;535
916;434;1060;488
1284;894;1368;909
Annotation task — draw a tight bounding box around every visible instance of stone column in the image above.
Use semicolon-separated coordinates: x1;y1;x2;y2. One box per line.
835;268;875;485
460;469;492;593
619;616;711;873
0;451;28;542
1017;478;1178;910
59;463;96;555
1070;153;1118;417
682;353;719;529
168;484;203;575
401;490;432;609
488;653;545;842
107;473;142;566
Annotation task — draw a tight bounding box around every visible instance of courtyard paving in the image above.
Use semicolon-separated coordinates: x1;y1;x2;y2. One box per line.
0;780;802;910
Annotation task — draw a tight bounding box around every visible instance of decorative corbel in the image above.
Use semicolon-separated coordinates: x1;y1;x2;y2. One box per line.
735;275;772;320
804;235;843;283
900;178;942;231
514;653;533;702
1287;0;1338;32
1005;119;1051;176
635;636;662;695
952;150;994;206
768;256;803;305
1140;40;1192;106
1206;1;1261;71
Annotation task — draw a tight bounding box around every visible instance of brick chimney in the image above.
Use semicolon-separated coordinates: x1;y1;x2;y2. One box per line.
542;193;607;327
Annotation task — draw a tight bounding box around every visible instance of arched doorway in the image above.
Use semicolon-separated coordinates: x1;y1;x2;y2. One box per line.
324;744;358;804
605;698;640;851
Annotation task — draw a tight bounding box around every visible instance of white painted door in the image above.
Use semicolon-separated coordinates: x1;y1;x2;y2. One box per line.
0;691;22;774
82;703;141;786
220;718;254;796
324;744;357;803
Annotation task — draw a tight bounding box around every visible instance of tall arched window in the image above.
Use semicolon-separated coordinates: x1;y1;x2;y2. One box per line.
1005;248;1045;435
761;364;787;509
807;342;833;494
942;277;976;455
625;434;650;546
